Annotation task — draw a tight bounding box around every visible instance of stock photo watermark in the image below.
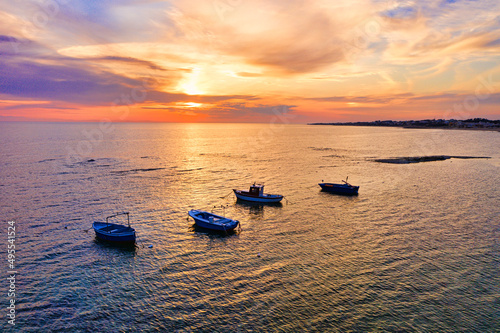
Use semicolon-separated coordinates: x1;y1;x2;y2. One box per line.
9;0;69;54
213;0;243;21
443;73;498;120
341;17;382;63
6;221;17;326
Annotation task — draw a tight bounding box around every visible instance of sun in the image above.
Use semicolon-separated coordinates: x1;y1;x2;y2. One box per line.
180;67;204;95
182;82;203;95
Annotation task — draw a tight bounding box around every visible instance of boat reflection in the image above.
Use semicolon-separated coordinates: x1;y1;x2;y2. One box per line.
93;238;137;253
235;199;283;216
188;223;240;237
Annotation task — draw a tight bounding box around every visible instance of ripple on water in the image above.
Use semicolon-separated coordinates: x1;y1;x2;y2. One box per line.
2;123;499;332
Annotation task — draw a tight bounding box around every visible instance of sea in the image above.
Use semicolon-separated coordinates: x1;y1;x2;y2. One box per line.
0;122;499;332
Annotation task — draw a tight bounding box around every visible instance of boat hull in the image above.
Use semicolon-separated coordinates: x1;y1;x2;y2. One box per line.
233;190;283;203
319;183;359;195
92;222;136;243
188;210;239;232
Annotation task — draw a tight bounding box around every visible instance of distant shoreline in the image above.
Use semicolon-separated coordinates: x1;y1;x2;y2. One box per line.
311;125;500;132
309;118;500;132
402;126;500;132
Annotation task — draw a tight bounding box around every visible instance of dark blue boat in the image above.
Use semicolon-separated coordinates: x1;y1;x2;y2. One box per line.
319;177;359;195
188;209;239;232
92;212;136;244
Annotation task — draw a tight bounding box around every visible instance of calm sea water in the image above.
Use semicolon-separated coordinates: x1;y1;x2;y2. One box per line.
0;122;499;332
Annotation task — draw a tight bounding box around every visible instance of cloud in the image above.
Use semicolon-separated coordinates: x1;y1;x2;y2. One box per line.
89;56;169;71
303;90;500;121
304;91;500;105
0;25;259;109
0;39;255;109
0;1;172;49
305;93;414;104
200;102;297;121
216;103;296;116
0;102;79;110
1;1;499;122
0;59;256;107
169;0;380;74
142;101;296;119
0;55;139;105
382;1;500;60
236;72;264;78
0;35;17;42
382;5;419;20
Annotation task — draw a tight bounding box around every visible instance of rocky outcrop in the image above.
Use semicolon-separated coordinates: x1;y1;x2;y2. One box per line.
371;156;491;164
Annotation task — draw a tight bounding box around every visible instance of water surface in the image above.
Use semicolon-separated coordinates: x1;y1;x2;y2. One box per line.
0;122;499;332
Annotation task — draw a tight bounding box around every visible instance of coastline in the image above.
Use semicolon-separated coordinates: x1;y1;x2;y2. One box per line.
309;124;500;132
401;126;500;132
309;119;500;132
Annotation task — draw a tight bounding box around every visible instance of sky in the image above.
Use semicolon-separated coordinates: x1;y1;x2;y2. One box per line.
1;0;500;123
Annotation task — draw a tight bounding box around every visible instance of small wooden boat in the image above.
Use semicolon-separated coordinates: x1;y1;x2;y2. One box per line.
188;210;239;232
233;183;283;203
92;212;136;244
319;177;359;195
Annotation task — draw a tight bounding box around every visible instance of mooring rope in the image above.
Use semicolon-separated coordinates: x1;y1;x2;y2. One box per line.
219;191;233;199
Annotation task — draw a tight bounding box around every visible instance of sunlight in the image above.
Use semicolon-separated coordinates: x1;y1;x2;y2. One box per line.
180;67;204;95
179;102;203;108
181;82;203;95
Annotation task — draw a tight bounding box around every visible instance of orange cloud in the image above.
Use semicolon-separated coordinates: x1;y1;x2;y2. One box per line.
1;0;500;122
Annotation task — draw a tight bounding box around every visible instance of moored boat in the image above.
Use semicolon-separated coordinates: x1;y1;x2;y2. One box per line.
319;177;359;195
188;209;240;232
92;212;136;244
233;183;283;203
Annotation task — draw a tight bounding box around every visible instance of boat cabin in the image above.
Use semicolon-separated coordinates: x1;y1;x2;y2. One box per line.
248;183;264;197
233;183;283;203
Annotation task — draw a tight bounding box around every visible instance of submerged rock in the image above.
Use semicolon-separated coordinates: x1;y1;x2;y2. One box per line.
372;155;490;164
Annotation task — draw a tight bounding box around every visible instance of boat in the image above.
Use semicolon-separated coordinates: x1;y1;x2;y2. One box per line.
92;212;136;244
233;183;283;203
188;209;240;232
318;177;359;195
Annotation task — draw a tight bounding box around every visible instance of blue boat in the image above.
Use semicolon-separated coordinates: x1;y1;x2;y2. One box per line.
319;177;359;195
233;183;283;203
92;212;136;244
188;210;240;232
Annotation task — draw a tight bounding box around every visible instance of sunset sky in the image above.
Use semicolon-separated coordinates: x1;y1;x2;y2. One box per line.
1;0;500;123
